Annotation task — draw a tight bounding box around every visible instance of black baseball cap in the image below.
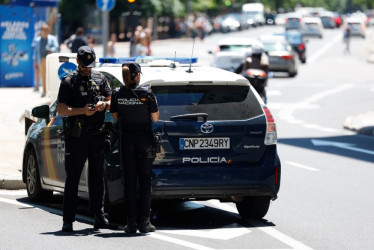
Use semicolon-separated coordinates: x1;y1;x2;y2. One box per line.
123;62;142;75
77;46;96;67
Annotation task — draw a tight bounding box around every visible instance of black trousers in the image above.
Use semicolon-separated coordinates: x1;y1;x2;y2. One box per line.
121;131;153;219
63;131;105;223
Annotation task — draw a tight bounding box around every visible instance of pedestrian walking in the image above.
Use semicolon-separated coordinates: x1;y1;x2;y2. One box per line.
56;46;115;233
110;63;159;233
32;24;59;97
134;31;148;56
88;35;96;48
70;27;89;53
107;33;117;57
31;33;40;92
344;26;351;54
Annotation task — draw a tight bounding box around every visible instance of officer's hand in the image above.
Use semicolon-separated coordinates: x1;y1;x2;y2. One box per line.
84;104;96;116
95;101;107;112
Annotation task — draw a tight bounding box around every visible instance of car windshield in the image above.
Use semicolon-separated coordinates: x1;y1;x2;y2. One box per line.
152;85;263;121
219;44;252;52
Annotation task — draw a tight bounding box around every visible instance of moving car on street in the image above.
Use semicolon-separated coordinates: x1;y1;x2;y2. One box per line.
23;55;281;220
301;17;324;39
259;35;298;77
209;37;264;72
274;30;307;63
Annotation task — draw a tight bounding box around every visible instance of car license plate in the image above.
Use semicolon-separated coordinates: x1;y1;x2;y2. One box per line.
180;137;230;150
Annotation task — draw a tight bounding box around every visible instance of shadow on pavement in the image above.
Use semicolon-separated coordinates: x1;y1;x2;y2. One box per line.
278;134;374;163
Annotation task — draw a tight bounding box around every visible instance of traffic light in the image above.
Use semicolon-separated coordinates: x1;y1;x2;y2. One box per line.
127;0;135;3
224;0;231;7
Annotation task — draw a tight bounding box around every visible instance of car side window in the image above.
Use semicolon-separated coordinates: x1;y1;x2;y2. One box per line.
50;101;57;117
101;72;123;89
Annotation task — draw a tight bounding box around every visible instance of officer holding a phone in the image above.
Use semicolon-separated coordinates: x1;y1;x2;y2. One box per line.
57;46;113;232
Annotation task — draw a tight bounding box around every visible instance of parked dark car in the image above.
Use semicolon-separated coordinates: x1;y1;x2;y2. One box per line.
23;55;282;220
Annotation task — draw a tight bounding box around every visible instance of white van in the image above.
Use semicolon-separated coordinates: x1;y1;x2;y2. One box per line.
242;3;265;26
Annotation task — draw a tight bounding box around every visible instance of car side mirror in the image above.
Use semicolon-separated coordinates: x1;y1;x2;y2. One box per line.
32;105;50;123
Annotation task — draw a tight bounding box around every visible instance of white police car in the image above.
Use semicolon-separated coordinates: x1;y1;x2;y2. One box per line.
23;55;281;219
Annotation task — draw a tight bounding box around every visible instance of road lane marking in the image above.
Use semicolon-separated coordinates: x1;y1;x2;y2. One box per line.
309;33;342;63
161;223;250;240
0;197;94;223
1;196;313;249
311;139;374;156
150;233;215;250
274;84;354;134
0;190;27;195
286;161;319;171
207;200;314;250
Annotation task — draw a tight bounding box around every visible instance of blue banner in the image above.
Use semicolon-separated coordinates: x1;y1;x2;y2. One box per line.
0;6;34;87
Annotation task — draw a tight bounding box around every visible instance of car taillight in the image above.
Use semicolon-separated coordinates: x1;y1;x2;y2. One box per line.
281;54;293;60
263;106;277;145
298;43;305;50
246;69;267;77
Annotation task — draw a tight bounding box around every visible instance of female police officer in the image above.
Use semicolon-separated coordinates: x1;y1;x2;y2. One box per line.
110;63;159;233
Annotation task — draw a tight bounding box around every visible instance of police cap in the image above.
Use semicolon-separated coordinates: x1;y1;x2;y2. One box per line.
77;46;96;67
123;62;142;75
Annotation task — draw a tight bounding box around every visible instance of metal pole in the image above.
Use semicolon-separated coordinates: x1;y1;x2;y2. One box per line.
102;10;109;57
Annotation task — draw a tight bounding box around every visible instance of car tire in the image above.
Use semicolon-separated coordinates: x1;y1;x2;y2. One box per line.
26;148;53;202
289;71;297;77
236;196;271;219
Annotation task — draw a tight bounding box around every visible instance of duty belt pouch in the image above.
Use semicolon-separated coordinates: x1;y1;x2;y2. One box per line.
71;120;82;138
152;133;161;155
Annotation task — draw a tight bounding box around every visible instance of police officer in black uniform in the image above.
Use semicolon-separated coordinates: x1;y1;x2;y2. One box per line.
110;63;159;233
57;46;114;232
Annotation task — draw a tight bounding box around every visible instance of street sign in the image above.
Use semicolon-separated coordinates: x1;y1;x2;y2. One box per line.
96;0;115;11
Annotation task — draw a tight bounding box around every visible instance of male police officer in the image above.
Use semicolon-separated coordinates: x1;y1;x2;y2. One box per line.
57;46;114;232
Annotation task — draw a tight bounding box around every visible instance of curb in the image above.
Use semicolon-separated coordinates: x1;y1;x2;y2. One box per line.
0;179;26;190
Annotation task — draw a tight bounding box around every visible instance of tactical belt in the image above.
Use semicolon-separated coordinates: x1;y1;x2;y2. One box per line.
121;123;151;132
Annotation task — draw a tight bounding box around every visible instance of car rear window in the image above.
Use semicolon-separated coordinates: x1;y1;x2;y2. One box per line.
219;44;252;52
152;85;263;121
285;18;301;29
263;41;288;52
286;33;302;43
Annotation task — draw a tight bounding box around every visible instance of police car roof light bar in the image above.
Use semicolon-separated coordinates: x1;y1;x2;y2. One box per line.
99;56;198;65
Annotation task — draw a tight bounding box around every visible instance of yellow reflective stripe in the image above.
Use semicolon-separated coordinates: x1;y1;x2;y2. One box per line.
42;128;58;180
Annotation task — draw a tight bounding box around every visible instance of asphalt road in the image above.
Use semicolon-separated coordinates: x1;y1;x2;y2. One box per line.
1;25;374;249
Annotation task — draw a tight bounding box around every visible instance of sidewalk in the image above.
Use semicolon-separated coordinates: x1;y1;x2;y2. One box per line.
0;83;374;190
0;88;51;189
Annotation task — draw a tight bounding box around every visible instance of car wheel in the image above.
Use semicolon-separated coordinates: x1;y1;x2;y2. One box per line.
289;71;297;77
236;196;271;219
26;149;53;202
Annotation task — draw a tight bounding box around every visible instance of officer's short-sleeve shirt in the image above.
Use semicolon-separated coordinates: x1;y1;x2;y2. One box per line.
110;85;158;125
57;69;112;126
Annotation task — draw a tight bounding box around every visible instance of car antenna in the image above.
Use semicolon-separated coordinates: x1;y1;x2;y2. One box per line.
170;51;176;69
186;38;195;73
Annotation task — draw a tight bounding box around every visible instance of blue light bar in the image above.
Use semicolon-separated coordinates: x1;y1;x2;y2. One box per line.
99;56;198;64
